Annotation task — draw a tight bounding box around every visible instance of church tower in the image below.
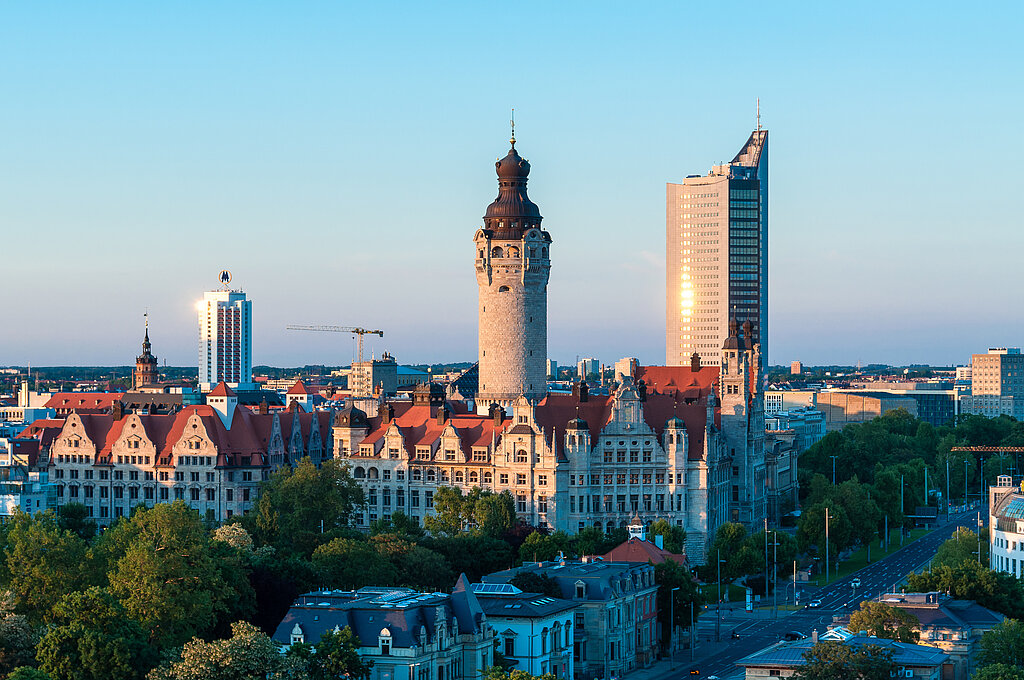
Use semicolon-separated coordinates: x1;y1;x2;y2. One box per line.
474;130;551;413
133;315;159;389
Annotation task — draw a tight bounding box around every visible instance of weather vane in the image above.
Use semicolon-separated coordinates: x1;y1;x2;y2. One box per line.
510;107;516;147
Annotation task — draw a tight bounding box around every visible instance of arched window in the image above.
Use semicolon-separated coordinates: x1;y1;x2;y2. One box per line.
498;285;510;292
455;470;464;483
542;247;547;257
483;471;493;484
426;469;436;482
507;246;520;258
541;628;548;653
412;468;422;481
367;467;379;480
491;246;503;258
469;471;479;483
354;466;366;479
515;450;528;463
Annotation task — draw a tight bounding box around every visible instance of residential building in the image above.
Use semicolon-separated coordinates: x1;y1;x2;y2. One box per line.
666;126;768;367
272;577;493;680
484;559;658;680
869;592;1003;680
352;353;399;397
577;358;599;382
989;475;1024;578
474;134;551;412
960;348;1024;418
334;322;770;564
198;285;253;391
471;582;578;679
41;382;333;524
736;632;950;680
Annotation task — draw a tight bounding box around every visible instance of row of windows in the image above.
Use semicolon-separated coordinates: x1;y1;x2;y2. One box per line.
57;484;251;502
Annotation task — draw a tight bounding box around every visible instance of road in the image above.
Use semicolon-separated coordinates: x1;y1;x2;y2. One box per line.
681;509;982;679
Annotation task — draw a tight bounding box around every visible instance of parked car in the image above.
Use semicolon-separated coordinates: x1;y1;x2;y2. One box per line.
784;631;807;641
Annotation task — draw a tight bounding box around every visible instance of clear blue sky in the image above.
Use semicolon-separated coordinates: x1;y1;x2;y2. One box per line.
2;2;1021;369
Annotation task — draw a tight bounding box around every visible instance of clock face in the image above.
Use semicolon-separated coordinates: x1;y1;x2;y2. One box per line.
218;270;232;285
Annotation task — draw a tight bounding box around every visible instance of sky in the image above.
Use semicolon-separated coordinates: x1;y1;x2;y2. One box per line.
2;2;1022;369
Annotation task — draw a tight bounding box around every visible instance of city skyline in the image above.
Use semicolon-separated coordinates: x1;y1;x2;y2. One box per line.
3;3;1022;368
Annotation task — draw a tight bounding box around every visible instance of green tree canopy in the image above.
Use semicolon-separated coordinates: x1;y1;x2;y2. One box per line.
0;595;34;677
932;528;988;569
973;663;1024;680
147;620;307;680
978;619;1024;668
312;538;397;590
368;510;425;540
518;531;571;564
793;642;897;680
509;572;562;599
105;501;236;647
56;503;98;541
848;601;920;643
647;519;687;554
307;627;372;680
907;561;1024;619
654;559;702;646
36;587;157;680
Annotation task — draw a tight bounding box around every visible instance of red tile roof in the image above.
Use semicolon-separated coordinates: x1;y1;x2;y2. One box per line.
208;382;236;397
44;393;122;412
601;537;688;566
286;380;311;395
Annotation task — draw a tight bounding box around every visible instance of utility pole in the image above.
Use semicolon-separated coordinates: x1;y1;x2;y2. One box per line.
831;455;838;486
689;601;694;662
901;473;905;543
925;467;928;506
825;508;830;586
670;586;679;662
793;560;797;606
946;457;951;519
965;459;969;504
716;548;722;642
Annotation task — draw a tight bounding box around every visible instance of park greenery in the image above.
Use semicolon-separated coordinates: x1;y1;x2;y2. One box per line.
793;642;897;680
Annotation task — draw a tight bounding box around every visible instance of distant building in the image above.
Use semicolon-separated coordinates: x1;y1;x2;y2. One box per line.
272;577;493;680
989;475;1024;578
960;348;1024;419
577;358;599;381
547;359;559;379
471;582;578;679
484;559;658;679
790;361;802;375
133;320;159;390
198;287;253;391
736;632;950;680
870;591;1004;680
351;353;399;397
613;358;639;383
764;389;817;417
814;391;919;432
765;407;825;452
666;126;768;367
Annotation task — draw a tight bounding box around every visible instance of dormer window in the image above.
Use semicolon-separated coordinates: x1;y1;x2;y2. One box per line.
290;623;305;645
379;627;392;655
575;580;585;599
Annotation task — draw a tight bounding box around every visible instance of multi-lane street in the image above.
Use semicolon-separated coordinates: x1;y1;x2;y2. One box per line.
681;509;982;679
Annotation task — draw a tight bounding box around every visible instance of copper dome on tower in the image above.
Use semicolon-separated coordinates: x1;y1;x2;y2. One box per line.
484;141;542;229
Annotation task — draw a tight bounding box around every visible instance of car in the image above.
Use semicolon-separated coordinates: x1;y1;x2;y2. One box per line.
784;631;807;641
850;578;861;588
687;670;700;676
807;599;822;608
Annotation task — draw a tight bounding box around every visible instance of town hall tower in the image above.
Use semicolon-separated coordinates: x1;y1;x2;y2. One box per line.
474;133;551;412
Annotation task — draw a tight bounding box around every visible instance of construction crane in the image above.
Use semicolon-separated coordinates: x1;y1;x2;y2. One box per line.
285;325;384;365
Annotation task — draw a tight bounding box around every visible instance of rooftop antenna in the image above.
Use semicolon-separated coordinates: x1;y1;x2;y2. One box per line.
510;107;516;147
756;98;761;132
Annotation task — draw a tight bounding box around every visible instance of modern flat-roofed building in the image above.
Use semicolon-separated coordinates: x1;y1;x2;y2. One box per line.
198;285;253;392
666;126;767;367
960;348;1024;419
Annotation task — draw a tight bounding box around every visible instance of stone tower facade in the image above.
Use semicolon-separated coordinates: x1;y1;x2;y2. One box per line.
133;319;159;389
474;136;551;412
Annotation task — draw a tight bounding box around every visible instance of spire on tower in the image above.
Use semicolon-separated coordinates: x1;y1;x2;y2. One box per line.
756;98;761;132
510;107;516;147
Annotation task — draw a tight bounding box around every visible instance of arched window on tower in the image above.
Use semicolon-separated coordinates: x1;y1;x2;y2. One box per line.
498;286;510;292
491;246;504;258
507;246;520;258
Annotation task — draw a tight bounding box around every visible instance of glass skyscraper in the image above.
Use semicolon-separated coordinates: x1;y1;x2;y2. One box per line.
666;128;768;366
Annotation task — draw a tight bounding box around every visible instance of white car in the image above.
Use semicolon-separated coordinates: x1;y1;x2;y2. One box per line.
850;578;861;588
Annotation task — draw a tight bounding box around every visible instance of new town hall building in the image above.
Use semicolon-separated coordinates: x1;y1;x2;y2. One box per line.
332;135;775;564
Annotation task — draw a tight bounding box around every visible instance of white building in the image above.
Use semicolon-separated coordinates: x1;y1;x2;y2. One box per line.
472;582;578;679
198;287;253;391
989;475;1024;577
960;348;1024;419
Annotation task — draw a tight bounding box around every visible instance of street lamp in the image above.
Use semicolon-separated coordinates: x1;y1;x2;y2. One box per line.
669;586;679;662
830;455;838;486
716;549;727;642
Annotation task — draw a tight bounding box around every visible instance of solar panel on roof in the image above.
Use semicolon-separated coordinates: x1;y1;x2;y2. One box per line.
471;583;521;595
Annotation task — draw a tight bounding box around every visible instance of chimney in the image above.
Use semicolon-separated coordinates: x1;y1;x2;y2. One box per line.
490;402;504;426
111;400;124;421
691;352;701;372
381;403;394;425
436;405;448;425
637;380;647;402
258;399;269;415
579;381;589;403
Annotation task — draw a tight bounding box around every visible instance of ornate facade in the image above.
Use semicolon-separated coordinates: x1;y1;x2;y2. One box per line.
334;325;766;564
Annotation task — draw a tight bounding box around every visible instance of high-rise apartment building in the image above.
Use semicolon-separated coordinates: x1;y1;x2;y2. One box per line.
198;286;252;391
666;127;768;367
960;348;1024;418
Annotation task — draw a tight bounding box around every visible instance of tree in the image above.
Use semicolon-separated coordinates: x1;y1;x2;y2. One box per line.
798;503;853;562
509;572;562;598
480;668;556;680
426;534;514;583
312;538;397;590
978;619;1024;668
7;669;53;680
36;587;157;680
648;519;686;554
848;601;920;643
249;458;364;556
424;487;468;536
933;528;988;569
212;524;255;553
907;561;1024;619
705;523;749;581
518;531;570;564
147;621;307;680
56;503;97;541
308;627;372;680
474;492;518;538
106;501;236;647
793;642;897;680
4;511;97;624
654;559;702;647
973;663;1024;680
369;534;452;591
0;595;34;676
248;547;318;635
369;511;424;540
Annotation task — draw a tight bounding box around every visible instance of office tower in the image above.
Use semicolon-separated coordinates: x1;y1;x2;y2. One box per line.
198;284;252;391
475;132;551;412
960;348;1024;418
666;126;768;366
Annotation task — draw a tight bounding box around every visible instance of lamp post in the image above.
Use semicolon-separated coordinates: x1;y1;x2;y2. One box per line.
716;549;727;642
830;455;838;486
824;507;830;586
670;586;679;662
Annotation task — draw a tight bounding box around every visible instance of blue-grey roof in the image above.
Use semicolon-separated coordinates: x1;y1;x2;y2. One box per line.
475;589;579;619
483;559;656;602
272;578;484;648
737;634;950;670
996;496;1024;520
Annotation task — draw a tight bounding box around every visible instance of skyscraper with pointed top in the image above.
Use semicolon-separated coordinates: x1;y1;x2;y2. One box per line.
474;132;551;412
666;126;768;367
